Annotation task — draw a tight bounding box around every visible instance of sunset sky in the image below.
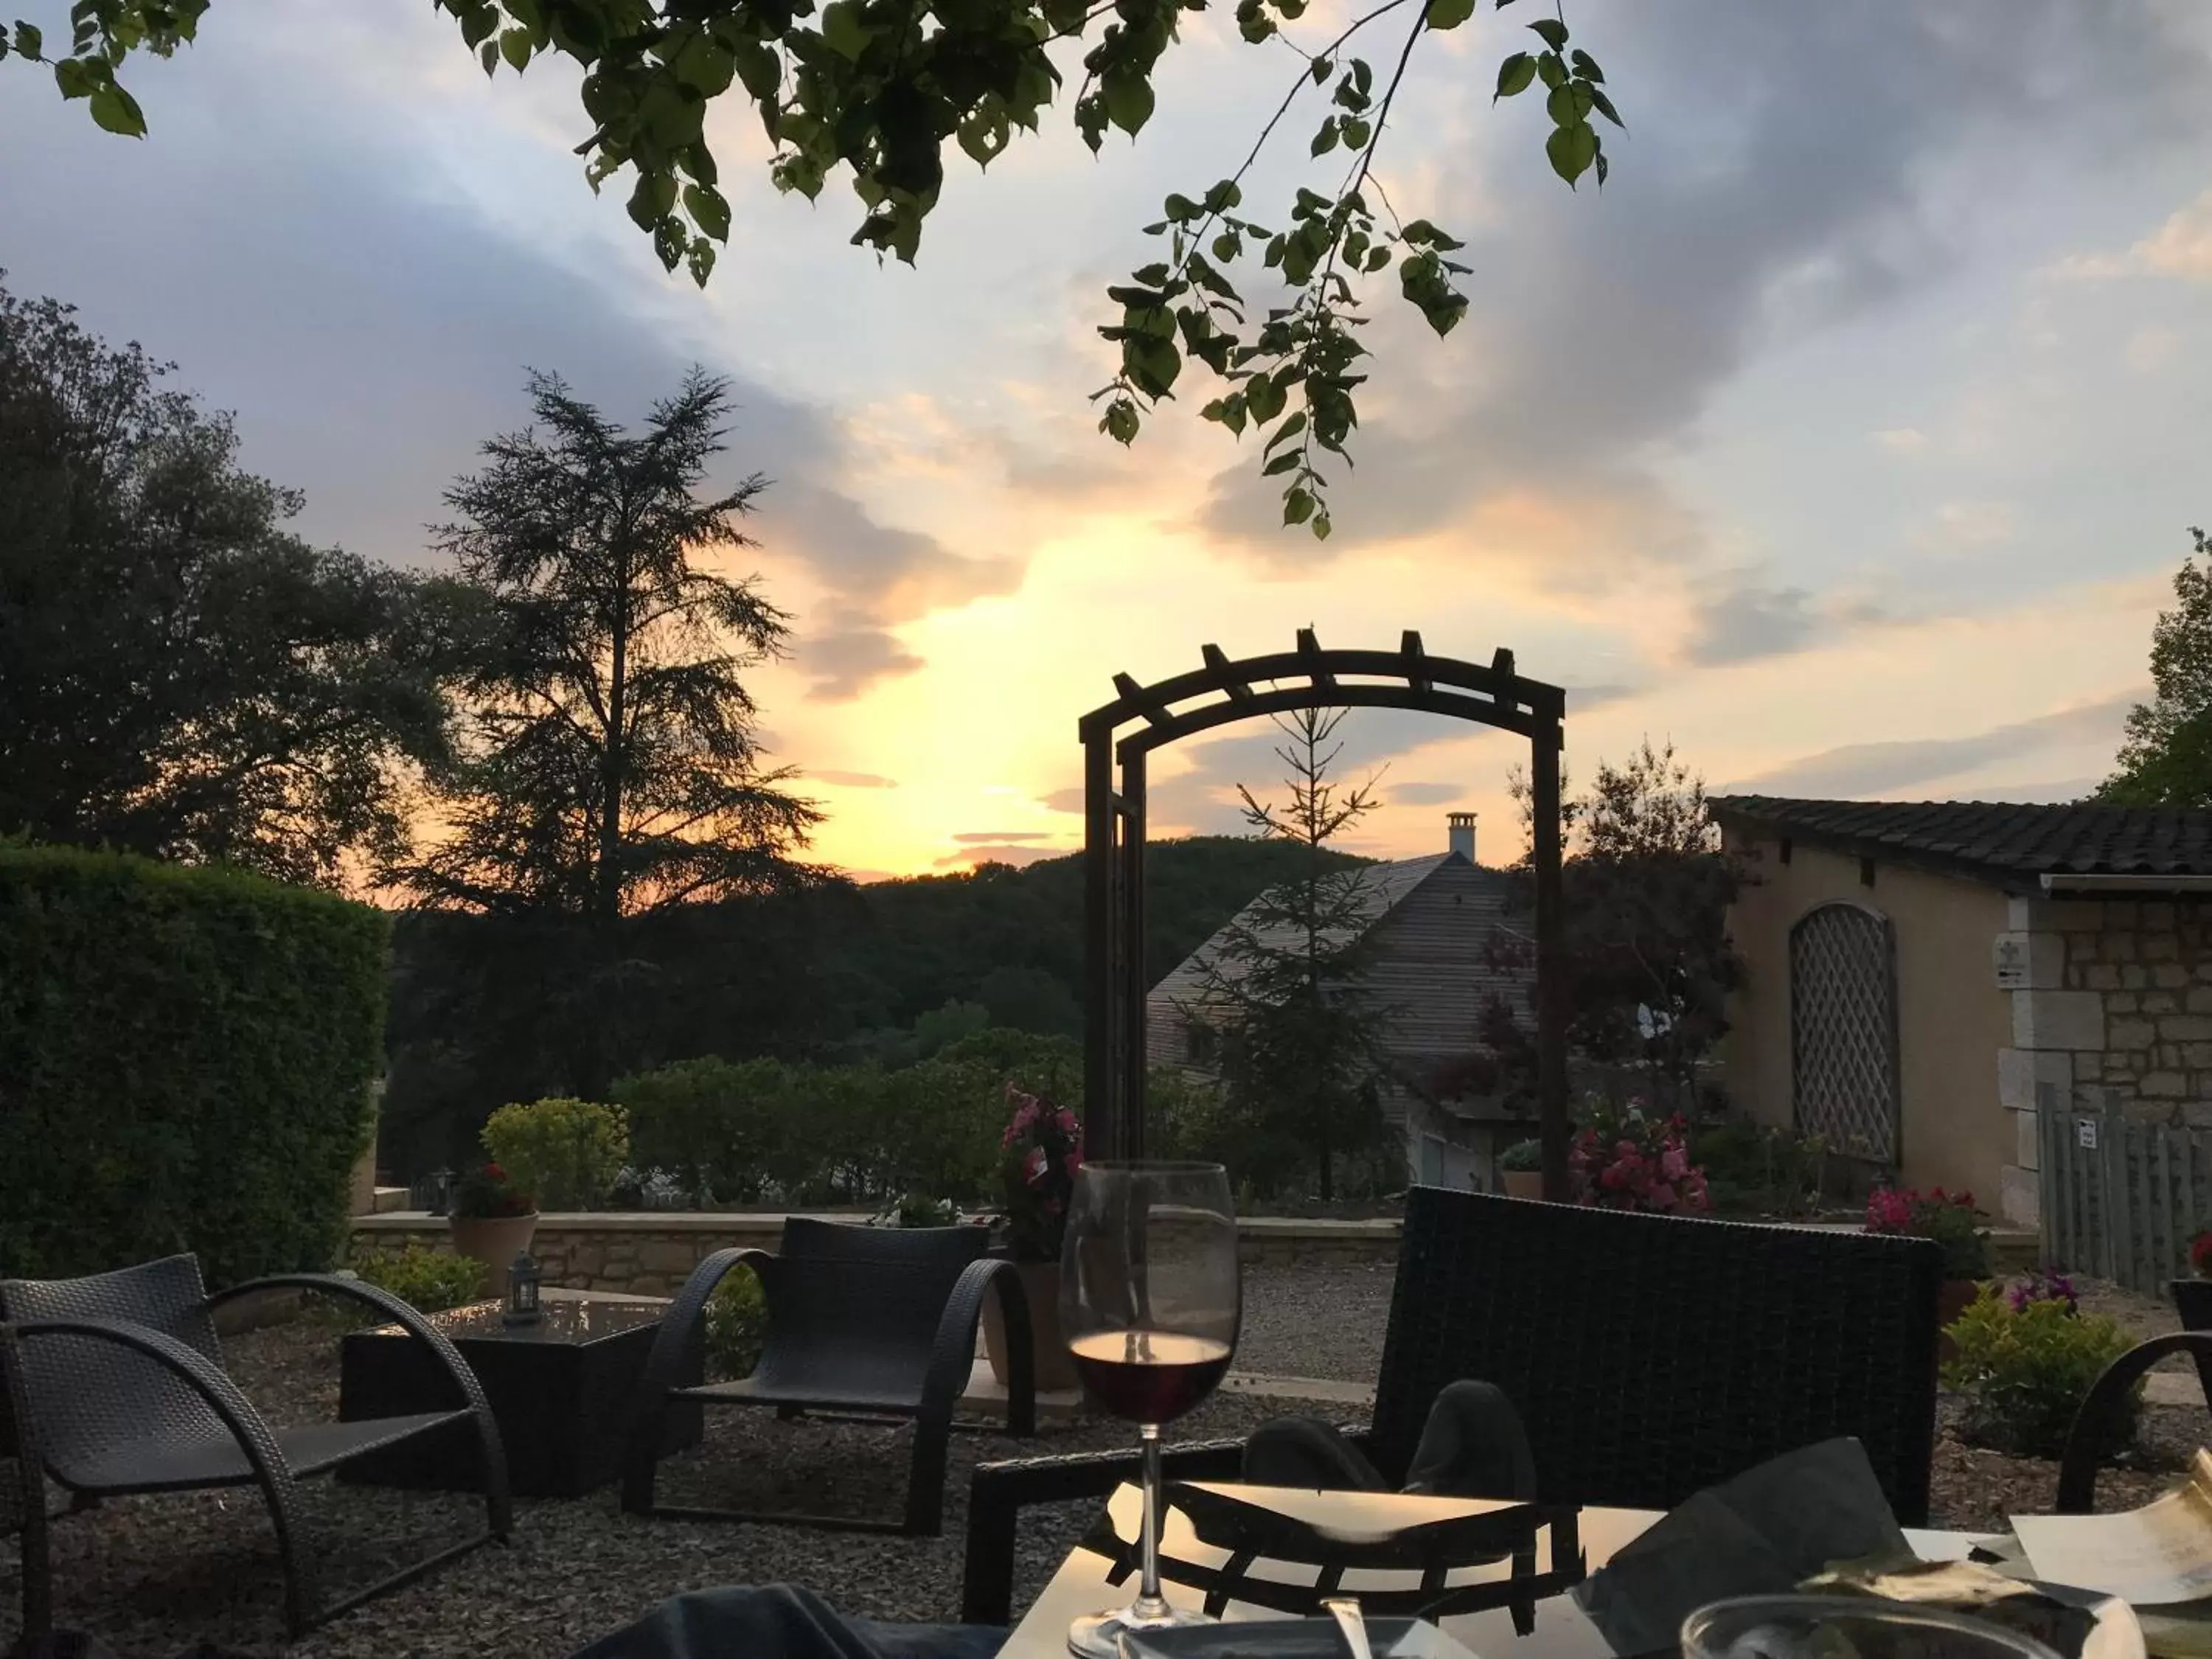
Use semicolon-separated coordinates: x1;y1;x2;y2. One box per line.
6;1;2211;879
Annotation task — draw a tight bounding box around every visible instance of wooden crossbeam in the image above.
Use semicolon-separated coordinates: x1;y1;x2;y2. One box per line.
1113;671;1174;729
1400;630;1430;693
1296;627;1335;689
1200;643;1254;707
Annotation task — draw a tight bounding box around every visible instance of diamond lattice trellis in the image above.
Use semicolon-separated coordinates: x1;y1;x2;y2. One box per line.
1790;903;1899;1164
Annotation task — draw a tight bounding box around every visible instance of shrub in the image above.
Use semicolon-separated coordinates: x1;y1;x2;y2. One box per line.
1688;1120;1826;1217
703;1265;768;1380
615;1055;794;1203
884;1193;964;1228
1499;1138;1542;1173
1943;1285;2139;1458
0;844;387;1284
353;1245;486;1312
1867;1186;1989;1279
481;1097;630;1210
1568;1104;1710;1214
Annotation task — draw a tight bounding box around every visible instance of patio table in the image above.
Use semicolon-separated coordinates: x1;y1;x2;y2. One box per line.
338;1290;701;1498
998;1482;1990;1659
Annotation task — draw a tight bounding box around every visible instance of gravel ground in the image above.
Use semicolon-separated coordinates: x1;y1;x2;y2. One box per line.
1233;1262;1393;1382
4;1270;2203;1658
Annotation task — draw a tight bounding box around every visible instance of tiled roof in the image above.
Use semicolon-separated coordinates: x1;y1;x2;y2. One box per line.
1708;796;2212;888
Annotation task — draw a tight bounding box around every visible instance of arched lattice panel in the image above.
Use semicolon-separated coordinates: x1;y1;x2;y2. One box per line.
1790;902;1900;1166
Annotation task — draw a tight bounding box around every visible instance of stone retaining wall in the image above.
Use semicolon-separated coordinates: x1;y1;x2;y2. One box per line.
352;1212;1405;1295
352;1210;2038;1297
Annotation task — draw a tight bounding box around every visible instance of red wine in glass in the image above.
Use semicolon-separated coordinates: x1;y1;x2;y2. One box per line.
1068;1330;1233;1425
1060;1161;1239;1659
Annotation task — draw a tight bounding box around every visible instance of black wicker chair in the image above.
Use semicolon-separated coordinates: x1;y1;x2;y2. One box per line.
0;1254;511;1638
2;1324;52;1658
2055;1330;2212;1514
960;1186;1944;1625
622;1217;1034;1537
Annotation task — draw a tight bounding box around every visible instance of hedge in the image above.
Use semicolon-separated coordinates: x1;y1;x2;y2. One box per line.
0;844;389;1285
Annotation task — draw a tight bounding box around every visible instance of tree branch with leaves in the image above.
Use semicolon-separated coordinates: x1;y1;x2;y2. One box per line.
9;0;1617;536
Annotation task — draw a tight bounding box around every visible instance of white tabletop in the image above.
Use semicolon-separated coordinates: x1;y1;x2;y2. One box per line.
998;1484;1986;1659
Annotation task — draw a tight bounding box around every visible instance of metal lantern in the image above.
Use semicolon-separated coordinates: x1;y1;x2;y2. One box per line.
504;1251;542;1326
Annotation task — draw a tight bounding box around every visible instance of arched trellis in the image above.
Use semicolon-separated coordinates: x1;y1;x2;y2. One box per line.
1080;628;1573;1200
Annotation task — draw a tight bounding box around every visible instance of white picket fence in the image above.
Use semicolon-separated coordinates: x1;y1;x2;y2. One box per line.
2037;1085;2212;1295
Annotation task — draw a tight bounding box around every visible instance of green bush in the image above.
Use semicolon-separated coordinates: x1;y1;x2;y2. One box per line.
1689;1120;1826;1217
703;1265;768;1380
352;1245;486;1312
481;1096;630;1209
0;844;388;1284
616;1055;794;1203
1942;1285;2140;1458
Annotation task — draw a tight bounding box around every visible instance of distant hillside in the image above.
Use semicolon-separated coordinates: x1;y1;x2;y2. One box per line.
381;835;1368;1169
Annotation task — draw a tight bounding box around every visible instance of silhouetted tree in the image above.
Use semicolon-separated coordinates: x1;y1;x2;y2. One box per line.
2099;528;2212;807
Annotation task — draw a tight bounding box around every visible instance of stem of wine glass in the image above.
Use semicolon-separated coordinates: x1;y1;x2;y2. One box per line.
1133;1422;1170;1622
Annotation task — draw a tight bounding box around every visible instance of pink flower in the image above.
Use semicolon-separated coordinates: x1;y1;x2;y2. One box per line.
1660;1145;1688;1181
1649;1183;1677;1210
1062;1150;1083;1180
1023;1147;1048;1186
1054;1108;1079;1135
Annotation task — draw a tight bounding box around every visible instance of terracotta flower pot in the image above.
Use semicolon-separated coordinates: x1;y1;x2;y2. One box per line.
1502;1170;1545;1201
450;1212;539;1296
982;1259;1079;1394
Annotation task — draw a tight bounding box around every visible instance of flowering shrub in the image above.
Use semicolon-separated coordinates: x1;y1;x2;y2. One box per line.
1568;1105;1710;1214
450;1161;535;1220
2193;1230;2212;1278
1944;1284;2138;1458
2008;1268;2079;1315
1865;1186;1989;1280
1000;1084;1083;1262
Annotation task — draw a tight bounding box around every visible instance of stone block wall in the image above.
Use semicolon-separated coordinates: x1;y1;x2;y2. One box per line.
1997;894;2212;1230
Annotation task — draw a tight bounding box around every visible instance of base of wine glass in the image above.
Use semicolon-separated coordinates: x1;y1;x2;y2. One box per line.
1066;1601;1214;1658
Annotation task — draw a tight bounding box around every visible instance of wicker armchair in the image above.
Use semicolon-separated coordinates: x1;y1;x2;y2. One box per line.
2056;1330;2212;1514
0;1254;510;1638
2;1324;52;1655
623;1217;1034;1536
960;1186;1944;1625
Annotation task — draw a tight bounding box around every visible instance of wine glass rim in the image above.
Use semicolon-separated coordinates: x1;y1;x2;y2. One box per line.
1682;1595;2064;1658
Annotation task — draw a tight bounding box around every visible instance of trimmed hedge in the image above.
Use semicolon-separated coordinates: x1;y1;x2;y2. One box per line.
0;844;389;1285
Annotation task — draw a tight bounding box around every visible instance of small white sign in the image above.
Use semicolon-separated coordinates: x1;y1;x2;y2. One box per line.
1994;932;2030;990
2078;1119;2099;1150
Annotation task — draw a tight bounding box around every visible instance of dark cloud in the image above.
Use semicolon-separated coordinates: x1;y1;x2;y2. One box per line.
1683;584;1826;667
934;844;1066;869
0;30;1003;705
1723;695;2138;797
1390;782;1467;806
807;770;900;788
1193;0;2212;619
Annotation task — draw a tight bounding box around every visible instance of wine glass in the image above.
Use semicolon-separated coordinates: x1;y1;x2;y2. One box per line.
1683;1598;2065;1659
1061;1161;1240;1659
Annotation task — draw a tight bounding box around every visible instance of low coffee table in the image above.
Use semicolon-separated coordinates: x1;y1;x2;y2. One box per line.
338;1292;702;1498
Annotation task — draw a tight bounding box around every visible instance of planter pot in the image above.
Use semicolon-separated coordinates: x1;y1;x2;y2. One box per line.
1935;1278;1980;1365
449;1213;539;1297
2173;1276;2212;1333
1501;1171;1545;1201
982;1259;1079;1394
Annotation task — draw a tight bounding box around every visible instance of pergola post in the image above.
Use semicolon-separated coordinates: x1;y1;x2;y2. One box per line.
1082;721;1120;1159
1531;709;1569;1202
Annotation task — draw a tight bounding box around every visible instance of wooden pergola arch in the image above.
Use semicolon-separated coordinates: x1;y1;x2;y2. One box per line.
1079;628;1573;1199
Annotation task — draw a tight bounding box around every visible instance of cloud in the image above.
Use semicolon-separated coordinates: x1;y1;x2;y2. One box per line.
1722;694;2139;798
807;770;899;788
951;831;1054;844
2134;190;2212;281
1038;786;1088;814
1390;782;1467;807
934;844;1066;869
1682;583;1826;667
1873;428;1927;451
1190;1;2211;612
1909;500;2017;554
791;616;925;702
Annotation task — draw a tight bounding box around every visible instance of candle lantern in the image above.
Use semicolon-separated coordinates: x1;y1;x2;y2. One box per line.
504;1251;543;1326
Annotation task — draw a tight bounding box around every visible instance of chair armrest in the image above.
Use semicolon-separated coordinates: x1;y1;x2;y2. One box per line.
2058;1331;2212;1513
928;1259;1032;1430
622;1247;778;1514
961;1434;1269;1627
202;1274;496;1422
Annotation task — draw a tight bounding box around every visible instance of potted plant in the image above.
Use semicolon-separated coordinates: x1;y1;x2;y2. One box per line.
1865;1185;1989;1358
981;1084;1082;1394
1498;1138;1545;1200
2173;1231;2212;1332
448;1161;538;1295
1567;1106;1711;1214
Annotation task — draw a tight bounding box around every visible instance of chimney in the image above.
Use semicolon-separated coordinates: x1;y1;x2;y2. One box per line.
1447;811;1478;864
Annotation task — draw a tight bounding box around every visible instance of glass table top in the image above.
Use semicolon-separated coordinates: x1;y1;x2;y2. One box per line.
361;1295;669;1345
